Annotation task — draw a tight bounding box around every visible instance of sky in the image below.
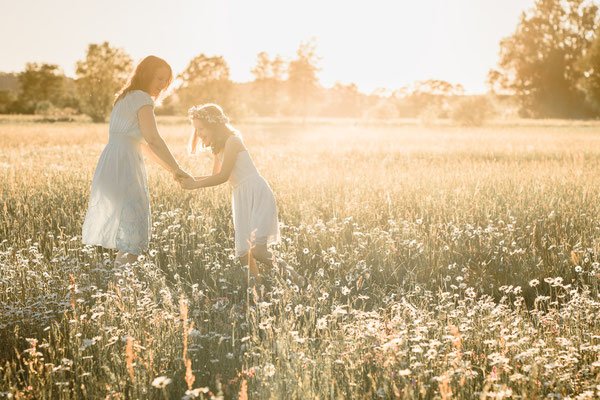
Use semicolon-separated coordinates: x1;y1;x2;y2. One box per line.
1;0;535;94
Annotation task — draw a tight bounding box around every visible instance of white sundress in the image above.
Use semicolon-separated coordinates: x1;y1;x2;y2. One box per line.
82;90;154;255
222;140;281;257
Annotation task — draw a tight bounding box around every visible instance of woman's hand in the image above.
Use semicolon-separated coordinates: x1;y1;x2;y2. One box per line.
179;177;197;190
173;168;193;182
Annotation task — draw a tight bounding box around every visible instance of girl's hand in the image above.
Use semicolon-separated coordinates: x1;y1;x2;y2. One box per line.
179;177;197;190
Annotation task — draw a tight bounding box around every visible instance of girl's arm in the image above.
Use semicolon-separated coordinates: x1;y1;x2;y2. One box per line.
212;153;222;175
182;137;243;189
192;154;221;180
138;105;191;179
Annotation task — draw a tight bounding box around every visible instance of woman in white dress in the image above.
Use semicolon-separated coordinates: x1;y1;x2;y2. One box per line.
180;104;304;286
82;55;191;267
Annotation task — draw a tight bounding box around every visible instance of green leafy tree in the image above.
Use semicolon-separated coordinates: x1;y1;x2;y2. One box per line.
17;63;65;113
577;31;600;112
0;90;17;114
177;54;232;113
490;0;599;118
76;42;132;122
287;40;320;117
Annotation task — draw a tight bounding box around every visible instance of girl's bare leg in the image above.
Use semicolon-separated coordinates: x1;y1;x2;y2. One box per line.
251;244;306;287
249;244;275;268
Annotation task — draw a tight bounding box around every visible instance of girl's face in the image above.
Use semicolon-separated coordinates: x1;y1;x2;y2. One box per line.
192;118;213;147
149;67;171;97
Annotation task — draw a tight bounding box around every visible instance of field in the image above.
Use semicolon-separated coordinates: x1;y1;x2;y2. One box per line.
1;116;600;399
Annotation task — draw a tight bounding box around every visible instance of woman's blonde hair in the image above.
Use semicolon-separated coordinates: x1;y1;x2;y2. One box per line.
188;103;239;154
114;55;173;104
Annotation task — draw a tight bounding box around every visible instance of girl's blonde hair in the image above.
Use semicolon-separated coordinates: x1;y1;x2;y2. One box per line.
114;55;173;104
188;103;239;154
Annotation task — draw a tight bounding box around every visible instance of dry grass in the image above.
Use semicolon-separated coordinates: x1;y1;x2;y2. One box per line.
1;117;600;399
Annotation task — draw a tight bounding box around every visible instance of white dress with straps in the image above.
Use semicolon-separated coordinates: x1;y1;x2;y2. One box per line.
82;90;154;255
222;140;280;257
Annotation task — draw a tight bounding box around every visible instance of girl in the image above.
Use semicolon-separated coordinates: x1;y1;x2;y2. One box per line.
82;55;191;267
180;103;304;286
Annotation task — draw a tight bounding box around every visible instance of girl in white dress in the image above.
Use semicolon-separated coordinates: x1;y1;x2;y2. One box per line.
82;56;191;267
180;104;303;285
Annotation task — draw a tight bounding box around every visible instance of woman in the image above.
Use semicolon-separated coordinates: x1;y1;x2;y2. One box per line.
82;55;191;267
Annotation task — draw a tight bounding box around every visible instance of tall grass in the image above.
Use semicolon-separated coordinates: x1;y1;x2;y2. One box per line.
1;118;600;398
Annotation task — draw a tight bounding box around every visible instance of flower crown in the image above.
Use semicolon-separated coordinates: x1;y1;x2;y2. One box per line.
188;106;230;124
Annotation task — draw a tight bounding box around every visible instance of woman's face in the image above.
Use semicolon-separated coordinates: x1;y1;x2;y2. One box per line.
192;118;213;147
149;67;171;97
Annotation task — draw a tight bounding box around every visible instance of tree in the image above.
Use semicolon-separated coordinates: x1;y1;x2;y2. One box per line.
76;42;132;122
393;80;464;118
491;0;599;118
321;83;363;117
577;31;600;112
177;54;232;114
17;63;65;113
451;96;494;126
250;51;286;116
287;40;320;117
0;90;17;114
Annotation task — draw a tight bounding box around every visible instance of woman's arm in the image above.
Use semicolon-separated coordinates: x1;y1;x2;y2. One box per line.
140;142;173;171
138;106;190;179
181;137;243;189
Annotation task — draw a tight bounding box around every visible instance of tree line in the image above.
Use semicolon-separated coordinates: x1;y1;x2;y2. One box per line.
2;0;600;121
0;47;495;125
0;40;377;122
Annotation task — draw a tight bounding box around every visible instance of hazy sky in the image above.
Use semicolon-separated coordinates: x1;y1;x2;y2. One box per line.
2;0;534;93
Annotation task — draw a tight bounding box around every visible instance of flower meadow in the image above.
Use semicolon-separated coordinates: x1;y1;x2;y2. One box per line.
1;117;600;399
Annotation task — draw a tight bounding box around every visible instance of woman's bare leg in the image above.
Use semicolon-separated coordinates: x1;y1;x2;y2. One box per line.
239;252;260;280
114;251;138;268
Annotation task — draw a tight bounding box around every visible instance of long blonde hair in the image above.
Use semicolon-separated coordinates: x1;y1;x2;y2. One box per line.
114;55;173;104
188;103;239;155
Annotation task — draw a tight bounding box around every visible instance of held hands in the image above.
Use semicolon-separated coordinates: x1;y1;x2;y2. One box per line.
172;167;199;190
179;177;197;190
173;168;193;182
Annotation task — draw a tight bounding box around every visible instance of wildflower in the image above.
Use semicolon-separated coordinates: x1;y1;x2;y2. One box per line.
552;277;563;286
399;369;412;377
151;376;172;388
529;279;539;287
411;345;423;353
259;320;272;330
332;305;348;316
263;363;275;378
341;286;351;295
316;317;327;330
303;248;309;254
184;387;210;399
